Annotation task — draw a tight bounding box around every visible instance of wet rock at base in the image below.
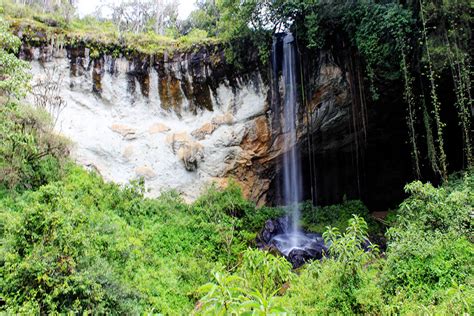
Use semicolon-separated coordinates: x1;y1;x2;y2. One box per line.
257;217;329;268
286;242;327;268
258;217;289;244
287;248;313;268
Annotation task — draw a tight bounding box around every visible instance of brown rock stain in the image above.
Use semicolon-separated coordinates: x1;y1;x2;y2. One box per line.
158;74;183;113
191;122;217;140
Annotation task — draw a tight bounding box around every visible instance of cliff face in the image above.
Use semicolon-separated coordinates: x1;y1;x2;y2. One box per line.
21;38;418;209
23;43;280;204
268;38;415;210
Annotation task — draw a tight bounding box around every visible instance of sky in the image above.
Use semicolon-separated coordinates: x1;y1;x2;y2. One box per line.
76;0;197;20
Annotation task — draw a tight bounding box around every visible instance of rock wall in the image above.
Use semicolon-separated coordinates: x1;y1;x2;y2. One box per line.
269;42;415;210
23;44;278;204
22;38;418;210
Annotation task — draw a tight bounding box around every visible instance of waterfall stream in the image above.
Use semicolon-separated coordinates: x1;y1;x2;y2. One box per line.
281;33;303;247
266;33;327;265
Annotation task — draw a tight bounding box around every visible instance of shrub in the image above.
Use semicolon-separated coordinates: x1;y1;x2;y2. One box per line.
193;180;254;221
0;182;142;314
301;199;378;234
282;215;382;315
395;173;473;235
382;232;473;311
323;215;379;272
195;248;291;315
381;169;474;313
0;103;69;191
179;29;208;45
0;15;31;98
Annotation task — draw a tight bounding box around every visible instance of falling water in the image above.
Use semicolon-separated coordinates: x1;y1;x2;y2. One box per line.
281;33;303;247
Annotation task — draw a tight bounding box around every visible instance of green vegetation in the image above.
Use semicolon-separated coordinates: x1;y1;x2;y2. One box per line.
3;164;471;313
0;14;30;98
195;172;473;314
301;199;378;234
0;103;69;192
0;14;68;193
0;165;264;313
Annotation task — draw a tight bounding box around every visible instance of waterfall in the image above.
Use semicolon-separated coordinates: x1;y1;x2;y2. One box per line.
263;33;327;264
281;33;303;245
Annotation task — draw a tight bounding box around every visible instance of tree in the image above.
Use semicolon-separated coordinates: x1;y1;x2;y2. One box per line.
182;0;219;35
99;0;179;35
13;0;77;22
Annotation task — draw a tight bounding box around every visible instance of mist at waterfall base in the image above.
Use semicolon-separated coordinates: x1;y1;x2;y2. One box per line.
265;33;328;265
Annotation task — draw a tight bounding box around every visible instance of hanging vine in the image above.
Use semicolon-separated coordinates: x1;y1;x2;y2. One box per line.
419;0;448;180
400;46;421;178
420;85;439;174
295;32;317;204
445;34;473;167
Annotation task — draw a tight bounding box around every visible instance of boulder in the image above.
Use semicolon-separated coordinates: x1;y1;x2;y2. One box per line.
258;217;289;244
212;112;234;125
191;122;217;140
304;242;327;260
177;141;204;171
166;132;192;153
241;116;271;156
122;145;134;160
111;124;137;140
135;165;156;179
287;248;314;268
148;123;170;134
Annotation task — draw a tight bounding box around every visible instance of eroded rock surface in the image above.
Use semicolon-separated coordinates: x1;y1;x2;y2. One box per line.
26;45;276;201
24;41;362;205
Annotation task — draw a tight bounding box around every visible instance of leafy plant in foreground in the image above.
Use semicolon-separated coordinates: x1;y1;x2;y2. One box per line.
323;215;379;272
282;215;382;315
195;249;291;315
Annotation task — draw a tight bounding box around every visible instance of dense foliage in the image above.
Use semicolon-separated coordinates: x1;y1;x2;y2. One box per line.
1;165;267;313
2;165;472;313
194;171;473;314
0;14;68;193
0;13;30;98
